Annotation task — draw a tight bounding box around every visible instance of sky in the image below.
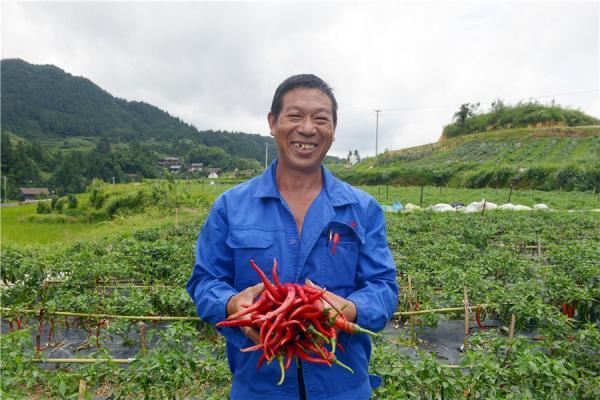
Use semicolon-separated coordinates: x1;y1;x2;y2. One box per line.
2;1;599;158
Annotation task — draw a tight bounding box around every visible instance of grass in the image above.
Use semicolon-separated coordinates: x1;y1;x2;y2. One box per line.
0;180;237;248
2;180;598;248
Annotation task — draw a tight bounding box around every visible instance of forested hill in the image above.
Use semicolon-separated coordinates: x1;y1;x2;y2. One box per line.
0;58;276;162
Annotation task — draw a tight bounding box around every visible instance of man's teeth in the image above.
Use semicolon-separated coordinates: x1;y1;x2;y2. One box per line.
293;143;316;149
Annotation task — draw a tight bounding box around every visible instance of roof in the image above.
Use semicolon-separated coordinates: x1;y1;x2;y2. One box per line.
19;188;50;195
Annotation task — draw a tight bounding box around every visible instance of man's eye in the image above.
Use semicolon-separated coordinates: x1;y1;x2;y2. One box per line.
289;115;302;120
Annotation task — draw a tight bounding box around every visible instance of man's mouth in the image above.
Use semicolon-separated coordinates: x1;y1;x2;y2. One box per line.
293;143;317;150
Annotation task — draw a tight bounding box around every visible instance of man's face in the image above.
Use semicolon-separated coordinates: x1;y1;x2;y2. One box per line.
268;87;335;173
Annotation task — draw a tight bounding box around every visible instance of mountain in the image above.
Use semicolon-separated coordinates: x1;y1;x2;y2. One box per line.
332;126;600;191
0;58;277;162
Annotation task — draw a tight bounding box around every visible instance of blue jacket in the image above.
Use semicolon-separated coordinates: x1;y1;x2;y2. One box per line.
187;160;398;400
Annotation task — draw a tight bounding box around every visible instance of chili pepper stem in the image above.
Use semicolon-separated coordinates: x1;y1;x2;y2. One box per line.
277;355;286;385
333;359;354;374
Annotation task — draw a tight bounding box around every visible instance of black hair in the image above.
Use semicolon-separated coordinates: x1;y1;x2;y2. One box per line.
270;74;338;126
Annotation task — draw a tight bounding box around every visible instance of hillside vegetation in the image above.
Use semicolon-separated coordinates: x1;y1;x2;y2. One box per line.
0;59;279;198
332;126;600;191
442;100;599;139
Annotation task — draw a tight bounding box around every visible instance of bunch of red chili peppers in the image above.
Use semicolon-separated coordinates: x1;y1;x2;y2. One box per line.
216;259;377;385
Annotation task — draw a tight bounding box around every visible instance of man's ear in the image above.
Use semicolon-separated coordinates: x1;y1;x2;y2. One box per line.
267;112;276;137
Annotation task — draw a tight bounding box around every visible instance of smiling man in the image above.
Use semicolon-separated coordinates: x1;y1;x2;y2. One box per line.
187;74;398;400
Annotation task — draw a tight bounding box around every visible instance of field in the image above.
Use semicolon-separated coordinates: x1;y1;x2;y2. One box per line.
1;182;599;399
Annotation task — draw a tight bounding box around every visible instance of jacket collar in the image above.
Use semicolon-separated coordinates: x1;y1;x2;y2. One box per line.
252;159;357;207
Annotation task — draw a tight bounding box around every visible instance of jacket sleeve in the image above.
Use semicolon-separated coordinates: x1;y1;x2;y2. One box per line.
186;196;250;348
347;199;399;332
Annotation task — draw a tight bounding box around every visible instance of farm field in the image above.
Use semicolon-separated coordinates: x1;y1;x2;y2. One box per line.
2;180;598;248
1;183;599;399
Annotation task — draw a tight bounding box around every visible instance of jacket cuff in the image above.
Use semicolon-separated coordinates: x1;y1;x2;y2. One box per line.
347;291;387;332
216;291;252;349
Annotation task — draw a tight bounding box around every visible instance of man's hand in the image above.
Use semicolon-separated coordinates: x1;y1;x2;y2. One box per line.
306;279;357;323
226;283;263;344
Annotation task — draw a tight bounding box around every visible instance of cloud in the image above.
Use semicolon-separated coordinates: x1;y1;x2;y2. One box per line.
2;1;598;158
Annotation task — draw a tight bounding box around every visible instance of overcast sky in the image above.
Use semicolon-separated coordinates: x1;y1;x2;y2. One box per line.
2;1;598;158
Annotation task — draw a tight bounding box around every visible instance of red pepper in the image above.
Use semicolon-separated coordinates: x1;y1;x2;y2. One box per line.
568;305;575;318
296;284;309;304
250;259;284;302
285;345;294;370
332;233;340;254
227;291;269;321
17;319;22;330
475;309;485;331
271;259;287;298
216;319;258;327
241;343;264;353
256;353;267;369
263;284;296;320
8;320;14;332
561;303;568;315
294;343;332;366
289;304;319;320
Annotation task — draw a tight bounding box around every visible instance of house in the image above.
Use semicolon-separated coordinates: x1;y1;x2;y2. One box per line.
207;168;220;179
19;188;50;202
158;157;181;167
188;163;204;172
169;165;182;173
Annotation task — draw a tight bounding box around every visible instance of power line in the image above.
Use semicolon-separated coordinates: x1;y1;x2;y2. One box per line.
380;89;599;113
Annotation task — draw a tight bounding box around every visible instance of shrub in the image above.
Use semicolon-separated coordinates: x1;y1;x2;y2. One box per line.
36;201;51;214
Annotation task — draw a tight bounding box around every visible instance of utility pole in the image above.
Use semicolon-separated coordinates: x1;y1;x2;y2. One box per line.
2;176;6;203
374;109;382;157
265;142;269;170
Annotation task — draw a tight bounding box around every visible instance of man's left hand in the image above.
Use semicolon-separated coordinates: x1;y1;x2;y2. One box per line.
306;279;357;323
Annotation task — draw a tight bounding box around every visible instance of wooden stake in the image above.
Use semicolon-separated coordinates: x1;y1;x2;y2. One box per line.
78;379;87;400
463;286;469;351
138;322;147;355
537;237;542;258
419;185;424;207
175;207;179;228
507;313;516;356
508;184;514;203
480;200;487;218
508;313;516;343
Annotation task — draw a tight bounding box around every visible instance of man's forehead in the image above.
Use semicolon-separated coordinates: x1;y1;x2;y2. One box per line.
281;88;333;112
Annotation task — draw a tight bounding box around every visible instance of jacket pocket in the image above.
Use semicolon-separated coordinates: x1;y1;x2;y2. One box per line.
226;229;275;289
320;223;362;294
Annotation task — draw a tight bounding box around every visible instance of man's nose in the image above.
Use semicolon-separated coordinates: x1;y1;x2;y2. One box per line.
298;117;316;135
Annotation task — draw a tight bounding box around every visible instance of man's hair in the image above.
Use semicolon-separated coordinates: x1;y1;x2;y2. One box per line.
270;74;338;126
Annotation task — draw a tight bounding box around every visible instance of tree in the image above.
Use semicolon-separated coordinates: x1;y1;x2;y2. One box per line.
453;103;479;126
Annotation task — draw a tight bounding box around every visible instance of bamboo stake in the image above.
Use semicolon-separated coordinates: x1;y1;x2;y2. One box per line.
78;379;87;400
0;307;200;322
408;276;416;345
393;304;488;317
32;358;134;364
463;286;469;351
537;237;542;258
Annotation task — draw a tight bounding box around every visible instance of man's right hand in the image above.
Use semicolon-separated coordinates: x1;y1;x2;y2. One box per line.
226;282;264;344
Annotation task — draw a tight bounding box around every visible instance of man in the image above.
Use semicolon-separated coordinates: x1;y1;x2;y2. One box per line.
187;74;398;399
